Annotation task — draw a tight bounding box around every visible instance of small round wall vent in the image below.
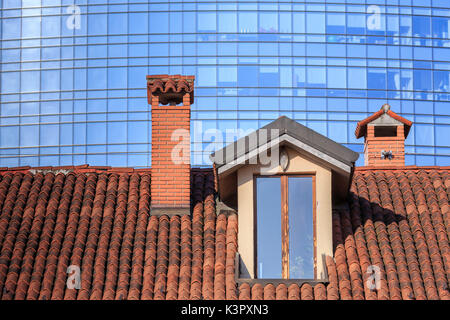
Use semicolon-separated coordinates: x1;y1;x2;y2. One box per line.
280;147;289;171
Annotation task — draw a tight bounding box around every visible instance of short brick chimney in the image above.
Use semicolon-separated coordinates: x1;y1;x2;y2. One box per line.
355;104;412;167
147;75;194;215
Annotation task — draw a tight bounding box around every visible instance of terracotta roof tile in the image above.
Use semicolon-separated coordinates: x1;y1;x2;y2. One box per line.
300;283;313;300
177;215;191;300
0;166;448;300
166;216;181;300
202;174;216;301
313;283;327;300
213;214;226;300
238;283;250;300
263;283;275;300
251;283;263;300
287;283;299;300
51;174;86;300
275;283;287;300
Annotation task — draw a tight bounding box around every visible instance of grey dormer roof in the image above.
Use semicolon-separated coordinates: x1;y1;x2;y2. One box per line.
210;116;359;175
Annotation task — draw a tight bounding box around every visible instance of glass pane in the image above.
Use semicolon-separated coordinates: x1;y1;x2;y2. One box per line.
260;12;278;33
219;12;237;33
198;12;216;32
239;12;257;33
307;12;325;34
293;13;305;33
413;16;431;38
256;177;282;279
149;12;168;33
288;176;314;279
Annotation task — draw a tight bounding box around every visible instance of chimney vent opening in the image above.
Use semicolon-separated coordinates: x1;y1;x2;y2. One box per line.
374;126;397;138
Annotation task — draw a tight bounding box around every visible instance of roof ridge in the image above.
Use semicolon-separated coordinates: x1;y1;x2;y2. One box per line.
1;164;446;174
0;164;214;175
0;164;151;175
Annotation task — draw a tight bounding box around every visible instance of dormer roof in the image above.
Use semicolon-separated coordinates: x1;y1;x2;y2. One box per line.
211;116;359;176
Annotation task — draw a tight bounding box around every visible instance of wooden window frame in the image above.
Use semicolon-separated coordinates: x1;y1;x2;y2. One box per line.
254;173;317;280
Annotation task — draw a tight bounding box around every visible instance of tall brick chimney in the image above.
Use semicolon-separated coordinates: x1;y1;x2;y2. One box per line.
147;75;194;215
355;104;413;167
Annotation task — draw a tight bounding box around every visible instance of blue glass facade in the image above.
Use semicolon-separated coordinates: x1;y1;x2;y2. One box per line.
1;0;449;167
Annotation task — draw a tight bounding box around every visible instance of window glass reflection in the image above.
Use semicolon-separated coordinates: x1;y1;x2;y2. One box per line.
307;12;325;34
21;125;39;147
219;12;237;33
218;66;237;86
436;125;450;147
239;12;257;33
21;71;40;92
150;12;169;33
0;4;450;167
2;18;21;39
414;69;432;91
198;12;216;32
42;16;60;38
327;13;345;34
348;68;367;89
293;13;305;33
413;16;431;38
108;13;127;35
347;13;366;35
22;17;41;38
280;12;292;33
328;67;347;89
88;14;107;35
256;177;282;279
434;71;449;92
87;122;106;145
1;127;19;148
238;66;258;87
368;68;386;90
288;177;314;279
1;72;20;93
307;66;326;88
260;12;278;33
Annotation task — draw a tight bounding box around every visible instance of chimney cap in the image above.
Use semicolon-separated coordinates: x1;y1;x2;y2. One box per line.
147;74;195;105
355;104;413;139
381;104;391;113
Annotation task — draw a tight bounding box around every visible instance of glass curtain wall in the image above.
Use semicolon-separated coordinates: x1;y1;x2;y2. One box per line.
1;0;449;167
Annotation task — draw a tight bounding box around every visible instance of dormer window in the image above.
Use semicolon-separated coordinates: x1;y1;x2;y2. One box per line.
256;175;315;279
211;116;359;283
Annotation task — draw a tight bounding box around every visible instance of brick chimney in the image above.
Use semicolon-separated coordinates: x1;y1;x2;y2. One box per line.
147;75;194;215
355;104;412;167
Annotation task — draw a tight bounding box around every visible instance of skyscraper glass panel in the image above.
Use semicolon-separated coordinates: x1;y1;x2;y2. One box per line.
1;0;449;167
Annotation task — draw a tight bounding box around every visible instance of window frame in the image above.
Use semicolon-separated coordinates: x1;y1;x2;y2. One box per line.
253;173;317;280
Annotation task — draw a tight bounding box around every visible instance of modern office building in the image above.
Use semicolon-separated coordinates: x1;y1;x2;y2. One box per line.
1;0;449;167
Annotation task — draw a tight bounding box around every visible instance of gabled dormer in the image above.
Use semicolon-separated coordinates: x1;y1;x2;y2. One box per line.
210;116;359;282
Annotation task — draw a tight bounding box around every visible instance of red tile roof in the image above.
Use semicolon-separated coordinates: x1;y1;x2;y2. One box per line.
0;165;448;300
